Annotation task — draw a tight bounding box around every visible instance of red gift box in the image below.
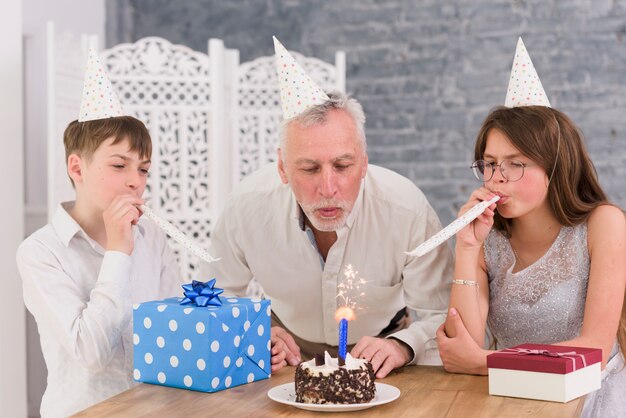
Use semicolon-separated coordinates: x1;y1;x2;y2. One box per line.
487;343;602;402
487;343;602;373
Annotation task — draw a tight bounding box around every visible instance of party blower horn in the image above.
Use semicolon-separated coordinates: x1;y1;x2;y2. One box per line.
406;196;500;257
139;205;220;264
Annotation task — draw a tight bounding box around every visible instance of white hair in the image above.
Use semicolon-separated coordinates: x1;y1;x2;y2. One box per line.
279;91;367;157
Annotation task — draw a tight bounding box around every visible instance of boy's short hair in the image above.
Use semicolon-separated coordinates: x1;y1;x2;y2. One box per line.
63;116;152;186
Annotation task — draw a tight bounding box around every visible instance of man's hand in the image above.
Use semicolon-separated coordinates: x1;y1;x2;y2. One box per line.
351;336;411;378
103;195;144;255
436;308;488;375
270;326;301;372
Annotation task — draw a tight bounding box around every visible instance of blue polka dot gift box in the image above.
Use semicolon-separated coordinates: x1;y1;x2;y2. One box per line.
132;280;271;392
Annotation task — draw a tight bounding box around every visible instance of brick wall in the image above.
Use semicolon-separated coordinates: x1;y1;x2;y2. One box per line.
108;0;626;224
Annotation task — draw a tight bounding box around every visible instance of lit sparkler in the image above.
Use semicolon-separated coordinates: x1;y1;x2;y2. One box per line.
335;264;366;361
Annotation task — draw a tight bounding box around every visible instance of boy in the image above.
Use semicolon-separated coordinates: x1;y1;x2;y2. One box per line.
16;50;183;418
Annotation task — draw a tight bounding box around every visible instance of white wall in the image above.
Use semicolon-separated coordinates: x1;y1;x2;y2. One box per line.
1;1;27;416
23;0;105;233
22;1;105;416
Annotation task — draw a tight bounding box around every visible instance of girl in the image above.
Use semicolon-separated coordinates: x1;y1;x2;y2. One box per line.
437;105;626;417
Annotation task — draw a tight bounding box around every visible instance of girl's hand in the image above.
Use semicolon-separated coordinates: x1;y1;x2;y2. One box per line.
436;308;489;375
455;187;497;251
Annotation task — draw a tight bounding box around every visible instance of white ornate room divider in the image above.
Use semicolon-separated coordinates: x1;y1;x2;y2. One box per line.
47;25;346;282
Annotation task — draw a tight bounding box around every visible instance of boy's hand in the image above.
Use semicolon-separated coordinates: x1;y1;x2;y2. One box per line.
103;195;144;255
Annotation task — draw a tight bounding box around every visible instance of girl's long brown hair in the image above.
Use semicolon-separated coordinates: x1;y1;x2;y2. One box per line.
474;106;626;358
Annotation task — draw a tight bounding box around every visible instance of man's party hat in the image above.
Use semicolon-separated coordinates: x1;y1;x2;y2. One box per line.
273;36;330;120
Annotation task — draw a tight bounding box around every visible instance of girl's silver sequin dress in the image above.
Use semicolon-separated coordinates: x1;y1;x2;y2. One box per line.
485;224;625;417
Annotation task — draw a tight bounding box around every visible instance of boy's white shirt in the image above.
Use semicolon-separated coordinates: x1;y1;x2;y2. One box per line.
17;201;184;418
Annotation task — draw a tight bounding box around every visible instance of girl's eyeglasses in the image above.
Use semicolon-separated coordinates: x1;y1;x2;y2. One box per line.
471;159;533;182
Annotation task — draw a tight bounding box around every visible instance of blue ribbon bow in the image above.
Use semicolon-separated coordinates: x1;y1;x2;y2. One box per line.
180;278;224;307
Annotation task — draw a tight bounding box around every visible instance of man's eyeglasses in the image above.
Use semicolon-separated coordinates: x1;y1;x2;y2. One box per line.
471;159;532;182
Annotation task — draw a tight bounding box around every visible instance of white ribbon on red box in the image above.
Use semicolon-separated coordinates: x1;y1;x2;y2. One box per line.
499;348;587;371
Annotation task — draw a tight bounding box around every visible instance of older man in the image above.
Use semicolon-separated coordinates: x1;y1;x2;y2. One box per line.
204;90;453;378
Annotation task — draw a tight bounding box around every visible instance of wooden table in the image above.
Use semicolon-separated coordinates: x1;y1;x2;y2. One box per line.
73;366;583;417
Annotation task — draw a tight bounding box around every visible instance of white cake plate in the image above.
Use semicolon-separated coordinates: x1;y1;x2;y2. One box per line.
267;382;400;412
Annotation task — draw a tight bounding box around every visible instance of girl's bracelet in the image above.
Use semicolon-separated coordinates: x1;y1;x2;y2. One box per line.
452;279;478;287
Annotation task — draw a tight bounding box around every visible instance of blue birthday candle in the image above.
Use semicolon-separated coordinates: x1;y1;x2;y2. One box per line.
338;318;348;361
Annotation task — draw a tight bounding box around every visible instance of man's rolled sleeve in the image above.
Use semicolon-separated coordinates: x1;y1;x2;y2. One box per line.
394;201;454;365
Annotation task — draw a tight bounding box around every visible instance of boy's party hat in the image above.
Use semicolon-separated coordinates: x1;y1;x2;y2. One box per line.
273;36;329;120
504;37;551;108
78;48;124;122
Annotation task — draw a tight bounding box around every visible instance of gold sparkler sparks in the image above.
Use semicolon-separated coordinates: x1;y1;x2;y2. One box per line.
336;264;367;311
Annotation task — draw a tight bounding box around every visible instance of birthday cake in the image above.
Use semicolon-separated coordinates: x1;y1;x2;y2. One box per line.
294;351;376;404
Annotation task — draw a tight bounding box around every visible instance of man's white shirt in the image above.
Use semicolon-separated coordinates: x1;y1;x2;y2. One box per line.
204;163;454;365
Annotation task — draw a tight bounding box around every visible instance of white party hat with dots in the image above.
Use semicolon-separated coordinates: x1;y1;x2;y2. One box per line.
504;37;551;108
273;36;329;120
78;48;124;122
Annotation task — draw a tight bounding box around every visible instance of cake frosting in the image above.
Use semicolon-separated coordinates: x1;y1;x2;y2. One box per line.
295;351;376;404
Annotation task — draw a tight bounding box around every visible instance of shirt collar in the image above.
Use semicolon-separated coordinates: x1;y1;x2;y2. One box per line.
52;202;83;247
53;201;145;248
292;176;366;232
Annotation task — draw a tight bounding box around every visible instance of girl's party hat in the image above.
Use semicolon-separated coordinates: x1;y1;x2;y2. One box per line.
504;37;551;108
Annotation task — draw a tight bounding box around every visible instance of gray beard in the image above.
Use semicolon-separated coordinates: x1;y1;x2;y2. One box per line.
305;212;348;232
299;198;352;232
